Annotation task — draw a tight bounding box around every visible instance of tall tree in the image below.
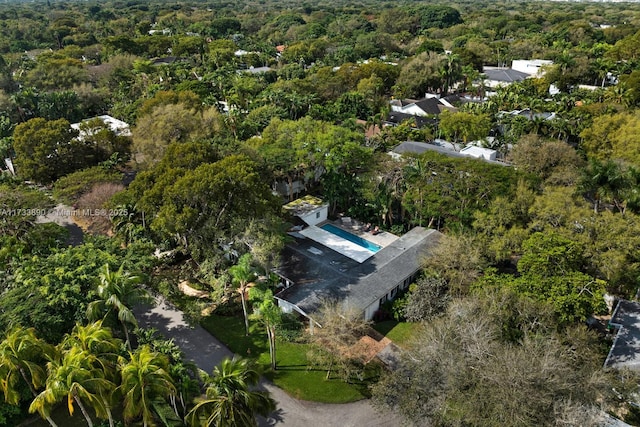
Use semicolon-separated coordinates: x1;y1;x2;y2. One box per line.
12;118;79;183
438;110;491;144
31;345;114;427
87;263;148;350
229;254;257;336
250;288;283;370
0;328;54;426
61;322;121;427
119;345;176;427
185;358;275;427
579;158;631;214
372;293;608;426
151;155;280;261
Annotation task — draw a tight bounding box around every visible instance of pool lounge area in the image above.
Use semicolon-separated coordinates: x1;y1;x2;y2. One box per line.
296;219;399;263
320;223;381;252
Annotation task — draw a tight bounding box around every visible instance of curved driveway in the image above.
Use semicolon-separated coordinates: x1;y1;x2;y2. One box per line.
134;296;401;427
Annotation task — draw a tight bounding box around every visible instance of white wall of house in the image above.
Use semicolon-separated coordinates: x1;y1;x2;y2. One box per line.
461;145;497;161
511;59;553;76
299;205;328;226
275;297;297;314
364;301;380;321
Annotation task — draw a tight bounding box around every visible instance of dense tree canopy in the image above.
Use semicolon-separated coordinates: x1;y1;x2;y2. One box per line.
3;0;640;424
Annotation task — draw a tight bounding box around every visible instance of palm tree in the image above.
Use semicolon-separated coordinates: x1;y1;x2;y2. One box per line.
61;322;122;427
0;327;56;426
250;289;282;370
87;263;149;350
229;254;257;336
0;327;51;401
580;159;629;214
31;346;114;427
185;358;276;427
439;53;461;96
119;345;176;427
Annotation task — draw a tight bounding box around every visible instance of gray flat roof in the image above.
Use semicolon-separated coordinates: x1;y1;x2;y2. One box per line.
483;67;530;82
605;300;640;370
275;227;442;316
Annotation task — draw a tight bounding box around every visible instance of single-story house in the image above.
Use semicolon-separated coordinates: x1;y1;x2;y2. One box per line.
274;226;442;322
604;300;640;370
389;141;508;166
389;140;461;160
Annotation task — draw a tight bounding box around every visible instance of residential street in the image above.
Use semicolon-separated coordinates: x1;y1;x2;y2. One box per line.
134;295;401;427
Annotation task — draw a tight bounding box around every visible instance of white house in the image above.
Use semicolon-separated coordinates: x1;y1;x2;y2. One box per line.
511;59;553;77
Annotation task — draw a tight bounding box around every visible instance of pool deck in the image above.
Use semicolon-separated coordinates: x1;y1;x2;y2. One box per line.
299;225;374;263
328;218;399;248
297;219;399;263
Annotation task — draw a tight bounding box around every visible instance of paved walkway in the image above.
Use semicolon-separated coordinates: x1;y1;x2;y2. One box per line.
134;296;401;427
36;204;84;246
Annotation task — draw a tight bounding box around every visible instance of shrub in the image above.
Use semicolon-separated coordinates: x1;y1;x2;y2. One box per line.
53;166;123;205
75;182;125;234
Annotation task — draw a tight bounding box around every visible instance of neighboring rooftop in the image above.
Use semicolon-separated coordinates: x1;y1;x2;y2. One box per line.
385;112;435;129
605;300;640;370
390;140;463;159
238;66;272;74
459;145;497;161
483;67;530;83
511;59;553;76
499;109;557;121
390;140;509;166
390;96;457;117
71;115;132;137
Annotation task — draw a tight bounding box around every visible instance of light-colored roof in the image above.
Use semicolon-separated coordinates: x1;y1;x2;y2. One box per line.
238;66;272;74
71;115;131;137
460;145;497;160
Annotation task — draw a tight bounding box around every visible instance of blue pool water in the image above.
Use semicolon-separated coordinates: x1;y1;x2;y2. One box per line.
320;223;382;253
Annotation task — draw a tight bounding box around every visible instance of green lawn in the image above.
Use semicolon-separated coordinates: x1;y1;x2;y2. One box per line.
373;320;422;348
201;314;377;403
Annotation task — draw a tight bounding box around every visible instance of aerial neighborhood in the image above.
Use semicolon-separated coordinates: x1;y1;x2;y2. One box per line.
2;0;640;426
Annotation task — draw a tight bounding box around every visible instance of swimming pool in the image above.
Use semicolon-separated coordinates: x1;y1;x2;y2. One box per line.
320;223;382;253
